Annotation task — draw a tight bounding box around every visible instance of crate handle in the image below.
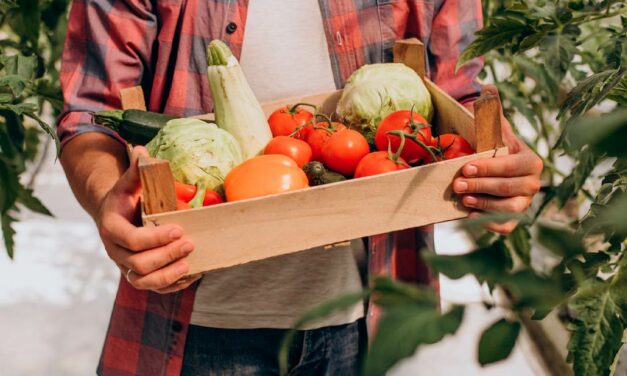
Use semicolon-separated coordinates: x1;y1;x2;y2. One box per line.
473;94;504;153
393;38;427;79
119;86;177;214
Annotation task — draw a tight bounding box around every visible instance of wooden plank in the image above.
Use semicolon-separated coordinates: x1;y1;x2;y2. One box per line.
259;90;342;118
144;147;507;275
120;86;147;111
393;38;427;79
138;156;177;215
474;94;504;152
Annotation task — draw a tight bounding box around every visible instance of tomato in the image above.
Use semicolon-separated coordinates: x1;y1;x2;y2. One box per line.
375;110;433;163
305;121;347;162
321;129;370;176
424;134;474;163
264;136;313;167
174;181;196;203
267;104;314;139
173;181;224;206
224;155;309;201
176;199;190;211
354;151;409;178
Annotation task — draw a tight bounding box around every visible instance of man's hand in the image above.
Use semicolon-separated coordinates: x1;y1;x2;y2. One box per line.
96;146;200;293
454;85;543;234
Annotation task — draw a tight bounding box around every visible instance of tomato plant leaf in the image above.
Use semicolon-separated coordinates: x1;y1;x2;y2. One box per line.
17;186;51;216
370;276;438;309
566;109;627;158
478;319;521;366
1;210;17;259
537;223;586;258
365;305;464;376
507;225;531;265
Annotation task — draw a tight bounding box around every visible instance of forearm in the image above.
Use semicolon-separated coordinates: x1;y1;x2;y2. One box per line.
60;133;128;219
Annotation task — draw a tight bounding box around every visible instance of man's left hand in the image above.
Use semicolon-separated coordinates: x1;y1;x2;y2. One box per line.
453;85;543;234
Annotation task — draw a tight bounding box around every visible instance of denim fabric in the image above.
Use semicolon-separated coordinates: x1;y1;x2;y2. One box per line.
181;319;366;376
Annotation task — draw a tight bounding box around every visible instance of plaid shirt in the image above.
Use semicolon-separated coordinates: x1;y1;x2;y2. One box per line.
58;1;483;375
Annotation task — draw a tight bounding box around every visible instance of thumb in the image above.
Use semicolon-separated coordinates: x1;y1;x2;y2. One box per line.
116;145;150;195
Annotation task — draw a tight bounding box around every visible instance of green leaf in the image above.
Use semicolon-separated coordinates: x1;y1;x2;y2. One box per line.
7;0;41;47
507;225;531;265
1;211;17;259
424;239;512;282
279;290;371;374
23;110;59;155
365;305;464;376
0;158;19;214
567;274;625;376
370;276;438;309
553;150;597;208
540;32;576;82
559;67;627;119
592;191;627;237
17;186;51;216
478;319;521;366
459;212;529;230
501;270;567;312
537;223;587;258
566;109;627;157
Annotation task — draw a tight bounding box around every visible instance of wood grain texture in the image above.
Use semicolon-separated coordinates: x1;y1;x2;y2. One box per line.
474;94;504;152
424;80;476;148
120;86;147;111
144;147;507;274
138;156;177;215
393;38;427;79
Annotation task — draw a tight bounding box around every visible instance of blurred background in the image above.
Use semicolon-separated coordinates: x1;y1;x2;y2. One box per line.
1;1;626;376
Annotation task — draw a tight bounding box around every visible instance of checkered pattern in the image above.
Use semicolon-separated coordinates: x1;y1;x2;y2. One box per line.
58;1;483;374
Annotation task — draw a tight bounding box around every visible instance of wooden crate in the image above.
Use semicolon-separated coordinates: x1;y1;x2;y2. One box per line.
125;39;507;275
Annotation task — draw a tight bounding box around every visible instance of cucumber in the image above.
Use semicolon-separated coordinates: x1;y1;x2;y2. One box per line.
93;109;177;145
302;161;347;186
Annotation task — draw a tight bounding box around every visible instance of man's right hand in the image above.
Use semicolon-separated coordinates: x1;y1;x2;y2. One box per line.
96;146;199;294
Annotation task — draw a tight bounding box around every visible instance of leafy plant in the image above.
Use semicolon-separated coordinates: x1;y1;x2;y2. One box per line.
0;0;68;258
285;1;626;375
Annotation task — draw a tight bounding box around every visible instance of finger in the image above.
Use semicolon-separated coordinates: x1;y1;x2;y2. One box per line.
462;195;532;214
101;212;183;251
461;151;543;178
154;274;203;294
468;211;519;234
124;239;194;275
129;259;190;290
454;176;541;197
115;146;150;195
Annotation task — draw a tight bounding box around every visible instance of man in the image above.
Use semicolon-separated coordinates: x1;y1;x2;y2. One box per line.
58;1;542;375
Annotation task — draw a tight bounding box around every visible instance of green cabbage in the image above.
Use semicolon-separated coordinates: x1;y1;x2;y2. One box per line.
146;118;243;207
336;63;434;133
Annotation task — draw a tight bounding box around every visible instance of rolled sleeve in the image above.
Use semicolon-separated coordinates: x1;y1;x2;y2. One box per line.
57;0;157;149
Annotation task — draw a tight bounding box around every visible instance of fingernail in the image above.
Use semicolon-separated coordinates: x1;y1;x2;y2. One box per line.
469;212;481;218
465;165;478;177
181;242;194;254
170;228;183;240
454;180;468;193
176;263;189;275
465;196;477;206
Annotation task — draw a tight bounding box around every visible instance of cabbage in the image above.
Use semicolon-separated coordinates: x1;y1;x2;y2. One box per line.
336;63;433;133
146;118;243;207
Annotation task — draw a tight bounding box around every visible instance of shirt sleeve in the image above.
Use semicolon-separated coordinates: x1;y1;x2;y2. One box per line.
428;0;484;105
57;0;158;149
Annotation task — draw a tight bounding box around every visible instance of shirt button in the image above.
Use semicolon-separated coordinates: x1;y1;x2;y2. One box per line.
226;22;237;34
171;320;183;333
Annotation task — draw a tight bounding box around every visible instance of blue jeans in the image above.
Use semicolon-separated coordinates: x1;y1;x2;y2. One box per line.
181;319;366;375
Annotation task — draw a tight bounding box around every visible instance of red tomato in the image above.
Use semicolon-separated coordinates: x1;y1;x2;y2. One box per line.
375;110;433;163
173;181;223;206
322;129;370;176
354;151;409;178
174;181;196;202
305;121;347;162
267;105;314;139
264;136;313;167
225;155;309;201
424;134;474;163
176;199;190;211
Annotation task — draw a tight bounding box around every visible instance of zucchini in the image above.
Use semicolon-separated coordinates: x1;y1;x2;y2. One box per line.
302;161;347;186
93;109;177;145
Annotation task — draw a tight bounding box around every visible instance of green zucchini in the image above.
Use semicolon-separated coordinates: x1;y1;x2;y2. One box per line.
93;109;177;145
302;161;347;186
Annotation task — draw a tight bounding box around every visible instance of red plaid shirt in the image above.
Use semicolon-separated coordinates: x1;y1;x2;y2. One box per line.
58;1;483;375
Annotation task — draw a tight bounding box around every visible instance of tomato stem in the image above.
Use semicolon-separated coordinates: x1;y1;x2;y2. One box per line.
386;130;439;163
407;105;430;134
288;102;318;114
311;113;337;135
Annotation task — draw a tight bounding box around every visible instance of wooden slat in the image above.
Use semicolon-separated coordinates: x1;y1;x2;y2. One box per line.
144;147;507;275
138;156;177;215
393;38;427;79
120;86;147;111
424;80;476;148
474;94;504;152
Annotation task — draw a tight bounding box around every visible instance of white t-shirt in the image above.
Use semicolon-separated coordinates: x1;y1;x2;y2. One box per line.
190;0;364;330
